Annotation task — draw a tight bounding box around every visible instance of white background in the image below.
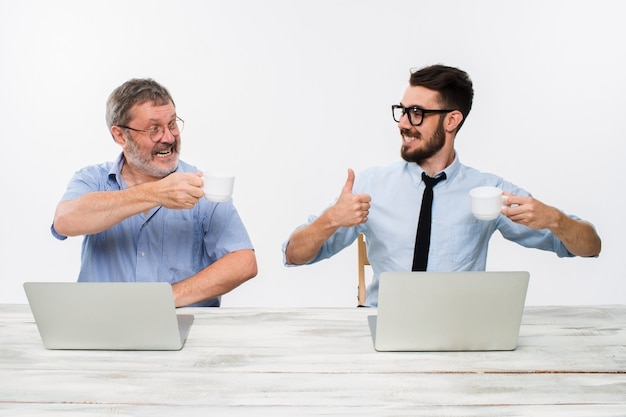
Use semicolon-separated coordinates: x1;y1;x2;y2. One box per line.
1;0;623;307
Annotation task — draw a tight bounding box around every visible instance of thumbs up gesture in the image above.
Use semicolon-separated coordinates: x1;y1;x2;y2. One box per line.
329;169;372;227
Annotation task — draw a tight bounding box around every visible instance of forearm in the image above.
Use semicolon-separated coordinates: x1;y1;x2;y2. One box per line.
284;209;343;265
53;186;158;237
549;213;602;257
172;250;258;307
502;194;602;257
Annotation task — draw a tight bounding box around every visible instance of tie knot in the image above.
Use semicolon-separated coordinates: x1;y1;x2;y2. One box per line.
422;172;446;189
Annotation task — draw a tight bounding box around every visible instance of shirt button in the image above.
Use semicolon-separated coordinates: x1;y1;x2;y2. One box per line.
141;252;145;257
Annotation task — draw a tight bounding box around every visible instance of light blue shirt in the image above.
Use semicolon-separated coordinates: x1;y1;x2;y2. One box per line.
283;155;578;307
51;153;254;307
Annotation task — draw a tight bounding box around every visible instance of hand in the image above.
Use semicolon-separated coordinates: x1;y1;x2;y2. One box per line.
501;192;602;257
154;172;205;210
501;192;559;230
328;169;372;227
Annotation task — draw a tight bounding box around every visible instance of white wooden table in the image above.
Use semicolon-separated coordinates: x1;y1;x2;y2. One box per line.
1;305;625;416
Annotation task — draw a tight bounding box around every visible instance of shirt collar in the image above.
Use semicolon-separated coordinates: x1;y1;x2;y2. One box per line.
108;153;125;188
407;153;462;185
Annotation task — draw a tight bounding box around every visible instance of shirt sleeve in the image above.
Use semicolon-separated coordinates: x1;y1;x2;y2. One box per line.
201;198;254;262
50;164;112;240
497;180;576;258
281;213;361;266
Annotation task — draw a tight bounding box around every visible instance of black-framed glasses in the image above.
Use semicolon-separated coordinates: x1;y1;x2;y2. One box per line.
117;116;185;142
391;105;453;126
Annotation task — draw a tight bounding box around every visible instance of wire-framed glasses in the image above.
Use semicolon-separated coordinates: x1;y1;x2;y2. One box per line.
391;105;452;126
118;117;185;142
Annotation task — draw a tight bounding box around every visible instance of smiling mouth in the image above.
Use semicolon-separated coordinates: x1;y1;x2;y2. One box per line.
402;134;420;143
154;145;175;158
400;127;420;143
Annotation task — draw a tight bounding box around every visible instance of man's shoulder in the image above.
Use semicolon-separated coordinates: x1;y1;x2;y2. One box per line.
360;160;407;177
354;161;409;192
456;161;505;181
74;161;115;177
73;152;124;177
176;160;200;173
453;162;527;194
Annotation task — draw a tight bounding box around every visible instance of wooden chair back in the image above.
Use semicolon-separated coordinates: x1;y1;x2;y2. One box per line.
357;233;370;306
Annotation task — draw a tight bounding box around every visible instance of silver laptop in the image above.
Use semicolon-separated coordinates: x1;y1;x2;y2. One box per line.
370;271;529;352
23;282;194;351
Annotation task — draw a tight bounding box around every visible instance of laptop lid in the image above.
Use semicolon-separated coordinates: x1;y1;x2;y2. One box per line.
372;271;529;352
23;282;194;351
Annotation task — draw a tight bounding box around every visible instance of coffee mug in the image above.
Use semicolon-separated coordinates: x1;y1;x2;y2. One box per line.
469;186;505;221
202;172;235;202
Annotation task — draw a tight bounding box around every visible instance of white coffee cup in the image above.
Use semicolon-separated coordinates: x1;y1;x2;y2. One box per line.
469;186;505;221
202;172;235;202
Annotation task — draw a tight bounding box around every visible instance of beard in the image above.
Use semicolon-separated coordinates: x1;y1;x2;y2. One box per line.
400;116;446;164
124;134;180;178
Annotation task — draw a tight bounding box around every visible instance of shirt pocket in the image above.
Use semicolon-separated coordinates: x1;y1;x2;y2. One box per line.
435;220;489;270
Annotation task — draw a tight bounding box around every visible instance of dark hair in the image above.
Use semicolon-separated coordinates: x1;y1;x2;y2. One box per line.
106;78;175;130
409;64;473;131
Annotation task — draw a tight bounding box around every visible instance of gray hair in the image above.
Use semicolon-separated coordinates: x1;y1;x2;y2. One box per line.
106;78;175;130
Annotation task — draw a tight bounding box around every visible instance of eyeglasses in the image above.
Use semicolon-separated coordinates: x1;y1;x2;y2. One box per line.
117;117;185;142
391;105;453;126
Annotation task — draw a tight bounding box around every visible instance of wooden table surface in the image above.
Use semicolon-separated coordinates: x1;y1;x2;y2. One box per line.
1;305;625;416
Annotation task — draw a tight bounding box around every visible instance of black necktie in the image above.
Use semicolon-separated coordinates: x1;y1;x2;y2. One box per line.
412;172;447;271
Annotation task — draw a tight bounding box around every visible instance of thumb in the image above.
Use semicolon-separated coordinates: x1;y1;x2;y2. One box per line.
341;168;355;195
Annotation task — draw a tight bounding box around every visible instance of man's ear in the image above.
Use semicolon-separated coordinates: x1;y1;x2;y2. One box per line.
110;126;127;147
445;110;464;133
